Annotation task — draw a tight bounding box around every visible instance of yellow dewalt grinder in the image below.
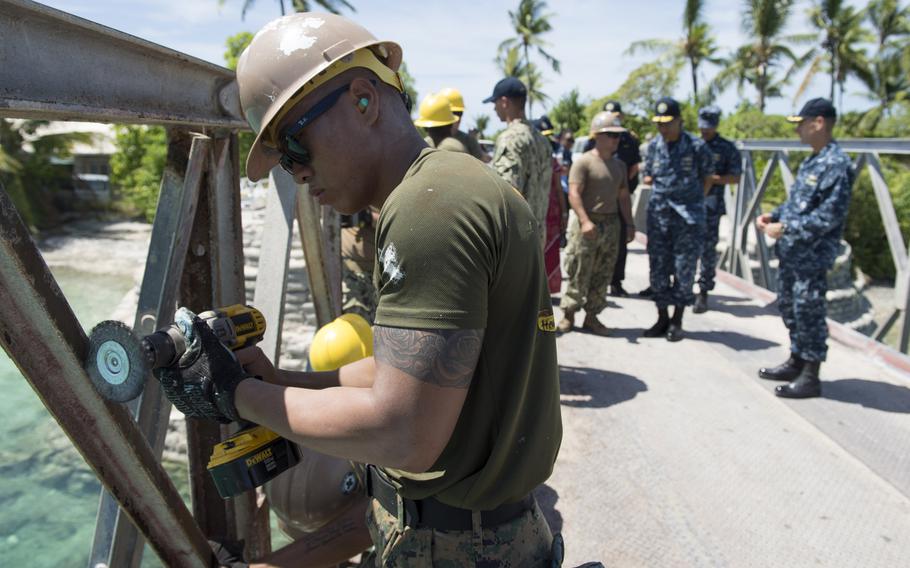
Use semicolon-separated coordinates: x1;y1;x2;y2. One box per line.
85;304;299;498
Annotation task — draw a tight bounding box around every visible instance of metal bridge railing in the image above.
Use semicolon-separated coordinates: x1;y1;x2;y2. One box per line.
721;138;910;352
0;1;343;566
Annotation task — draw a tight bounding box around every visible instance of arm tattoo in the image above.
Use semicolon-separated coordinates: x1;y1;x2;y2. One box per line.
374;327;483;389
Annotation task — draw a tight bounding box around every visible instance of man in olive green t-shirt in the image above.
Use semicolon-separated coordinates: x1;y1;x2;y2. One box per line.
559;111;636;335
225;13;562;567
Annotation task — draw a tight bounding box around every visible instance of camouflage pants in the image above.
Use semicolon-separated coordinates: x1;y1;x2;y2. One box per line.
560;214;620;316
696;210;722;292
342;266;377;324
778;263;828;362
647;207;705;309
365;497;556;567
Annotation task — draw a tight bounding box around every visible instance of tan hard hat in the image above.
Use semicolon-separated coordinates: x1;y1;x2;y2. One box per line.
237;12;403;181
438;87;465;113
590;111;627;134
265;447;364;534
413;93;458;128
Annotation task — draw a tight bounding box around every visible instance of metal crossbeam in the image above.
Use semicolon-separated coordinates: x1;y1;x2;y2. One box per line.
0;0;246;128
739;139;910;155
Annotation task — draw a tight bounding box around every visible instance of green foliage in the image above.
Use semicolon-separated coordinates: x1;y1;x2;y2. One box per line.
709;0;799;111
499;0;559;117
398;61;418;116
224;32;254;71
548;89;586;133
109;126;167;222
582;60;682;139
625;0;721;103
219;0;355;20
0;119;90;229
844;165;910;280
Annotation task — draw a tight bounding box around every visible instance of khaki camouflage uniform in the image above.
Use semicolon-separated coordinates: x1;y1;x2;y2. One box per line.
492;118;553;249
561;214;620;316
341;213;378;323
365;497;555;567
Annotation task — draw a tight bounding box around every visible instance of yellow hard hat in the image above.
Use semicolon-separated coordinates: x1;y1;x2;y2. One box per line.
309;313;373;371
438;87;465;113
413;93;458;128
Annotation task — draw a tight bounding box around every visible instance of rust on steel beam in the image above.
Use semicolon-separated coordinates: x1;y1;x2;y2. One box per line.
0;185;213;567
100;132;212;568
209;134;273;560
182;134;272;558
0;0;246;128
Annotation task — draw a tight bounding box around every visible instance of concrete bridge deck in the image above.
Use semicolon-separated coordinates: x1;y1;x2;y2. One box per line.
545;242;910;567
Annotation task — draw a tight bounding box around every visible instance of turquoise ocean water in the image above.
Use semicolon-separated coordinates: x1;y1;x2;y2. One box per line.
0;266;135;567
0;265;292;566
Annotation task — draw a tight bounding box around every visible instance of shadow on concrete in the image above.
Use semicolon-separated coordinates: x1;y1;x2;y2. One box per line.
533;483;563;534
823;378;910;413
686;330;780;351
559;365;647;408
706;294;776;319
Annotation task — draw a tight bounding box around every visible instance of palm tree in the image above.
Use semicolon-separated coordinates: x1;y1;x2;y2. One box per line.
710;0;800;112
626;0;721;104
495;45;550;111
499;0;559;118
866;0;910;48
858;0;910;129
793;1;873;109
218;0;354;20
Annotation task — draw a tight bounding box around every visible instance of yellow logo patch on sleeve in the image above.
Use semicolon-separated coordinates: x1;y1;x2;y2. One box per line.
538;310;556;332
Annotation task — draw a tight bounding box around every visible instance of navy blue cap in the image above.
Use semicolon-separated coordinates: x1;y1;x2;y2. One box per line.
788;97;836;122
652;97;681;123
603;101;623;113
698;105;721;129
483;77;528;103
533;115;555;135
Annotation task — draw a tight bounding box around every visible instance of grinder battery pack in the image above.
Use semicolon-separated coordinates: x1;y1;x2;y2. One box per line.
208;427;300;498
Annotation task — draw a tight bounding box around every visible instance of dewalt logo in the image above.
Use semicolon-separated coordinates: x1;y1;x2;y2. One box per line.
245;447;273;468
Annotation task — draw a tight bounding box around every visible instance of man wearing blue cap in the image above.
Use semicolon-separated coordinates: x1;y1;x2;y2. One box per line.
486;77;553;251
693;105;742;313
756;97;854;398
641;97;714;341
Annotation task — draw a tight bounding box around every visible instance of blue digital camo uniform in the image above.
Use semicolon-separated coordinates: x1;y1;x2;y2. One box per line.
697;134;742;292
644;131;713;308
770;141;854;362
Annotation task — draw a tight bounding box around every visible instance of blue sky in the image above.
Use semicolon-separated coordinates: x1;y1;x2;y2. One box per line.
41;0;874;130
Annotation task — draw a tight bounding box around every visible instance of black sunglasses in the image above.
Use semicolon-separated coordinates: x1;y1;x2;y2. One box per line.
597;131;622;139
278;80;380;175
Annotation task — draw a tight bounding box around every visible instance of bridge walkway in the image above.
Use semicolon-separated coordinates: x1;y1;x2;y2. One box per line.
546;242;910;567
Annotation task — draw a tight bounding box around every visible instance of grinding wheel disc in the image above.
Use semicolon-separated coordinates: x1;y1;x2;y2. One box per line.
85;320;148;402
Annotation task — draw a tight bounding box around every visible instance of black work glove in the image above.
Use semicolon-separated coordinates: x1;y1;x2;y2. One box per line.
154;317;252;423
209;539;248;568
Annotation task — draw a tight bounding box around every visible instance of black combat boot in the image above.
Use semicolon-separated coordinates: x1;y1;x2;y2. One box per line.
638;286;654;298
666;305;684;342
775;361;821;398
693;291;708;314
643;307;670;337
758;355;804;381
